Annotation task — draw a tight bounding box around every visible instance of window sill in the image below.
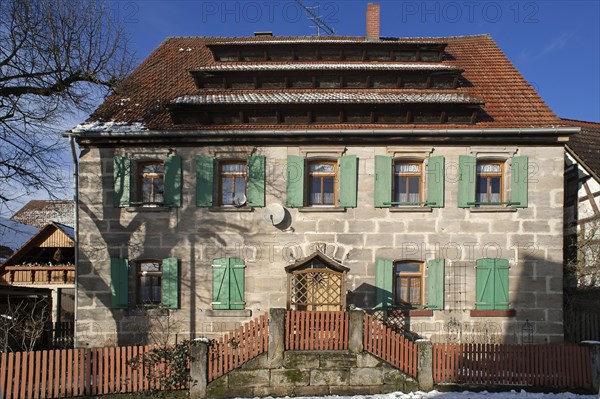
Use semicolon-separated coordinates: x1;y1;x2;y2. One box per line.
470;309;516;317
389;309;434;317
125;206;172;213
208;207;254;213
389;206;433;213
298;207;346;213
207;310;252;317
469;206;517;213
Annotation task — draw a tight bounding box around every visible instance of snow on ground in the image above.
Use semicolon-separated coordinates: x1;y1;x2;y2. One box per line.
249;390;598;399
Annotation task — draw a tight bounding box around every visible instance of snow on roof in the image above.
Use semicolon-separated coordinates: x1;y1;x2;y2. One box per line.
192;63;460;72
71;121;148;133
0;217;39;260
171;92;482;105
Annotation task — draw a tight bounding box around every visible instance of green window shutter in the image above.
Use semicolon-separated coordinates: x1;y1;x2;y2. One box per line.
493;258;510;310
196;156;214;207
161;258;179;309
475;258;495;310
113;156;131;207
286;155;305;208
511;155;528;208
212;258;229;310
374;156;392;208
339;155;358;208
229;258;246;310
247;155;266;208
426;259;445;310
427;156;445;208
375;258;393;310
458;155;476;208
110;258;129;309
164;156;182;207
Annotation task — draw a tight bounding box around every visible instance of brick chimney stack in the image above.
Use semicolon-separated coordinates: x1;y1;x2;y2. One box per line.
366;3;381;40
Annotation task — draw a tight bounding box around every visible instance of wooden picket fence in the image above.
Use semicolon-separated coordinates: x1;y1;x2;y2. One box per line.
285;310;349;351
363;313;418;378
207;313;269;382
0;345;176;399
433;343;592;388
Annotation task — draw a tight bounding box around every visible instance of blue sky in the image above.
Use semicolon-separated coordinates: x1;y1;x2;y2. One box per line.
117;0;600;122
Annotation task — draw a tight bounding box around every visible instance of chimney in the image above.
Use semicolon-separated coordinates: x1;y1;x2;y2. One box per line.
366;3;380;40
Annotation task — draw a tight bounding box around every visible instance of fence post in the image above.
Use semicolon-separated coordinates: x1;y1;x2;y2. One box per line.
348;310;364;353
582;342;600;393
190;342;208;399
416;339;433;391
267;308;285;369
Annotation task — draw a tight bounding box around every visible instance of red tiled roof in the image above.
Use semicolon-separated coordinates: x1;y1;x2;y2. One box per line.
88;34;564;131
562;118;600;178
10;200;74;229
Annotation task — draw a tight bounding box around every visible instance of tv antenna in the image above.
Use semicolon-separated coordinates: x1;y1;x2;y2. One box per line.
293;0;335;36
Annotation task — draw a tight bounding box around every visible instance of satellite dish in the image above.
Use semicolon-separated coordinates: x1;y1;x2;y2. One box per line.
263;203;285;226
233;193;247;207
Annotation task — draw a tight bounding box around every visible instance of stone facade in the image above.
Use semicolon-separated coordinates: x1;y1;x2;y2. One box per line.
75;143;565;347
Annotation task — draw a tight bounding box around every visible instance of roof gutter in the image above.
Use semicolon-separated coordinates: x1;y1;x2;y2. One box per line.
68;127;580;139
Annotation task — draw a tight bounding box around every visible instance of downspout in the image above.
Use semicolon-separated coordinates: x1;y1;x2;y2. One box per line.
68;134;79;348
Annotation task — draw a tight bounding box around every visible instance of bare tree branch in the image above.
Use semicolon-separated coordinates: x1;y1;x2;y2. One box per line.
0;0;135;209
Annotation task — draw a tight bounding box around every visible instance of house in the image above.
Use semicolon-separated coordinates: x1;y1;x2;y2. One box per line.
68;4;578;347
0;221;75;341
561;118;600;341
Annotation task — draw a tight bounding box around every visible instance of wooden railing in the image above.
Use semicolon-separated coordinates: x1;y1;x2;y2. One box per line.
0;345;173;399
433;343;592;388
1;266;75;285
363;313;418;378
207;313;269;382
285;310;349;351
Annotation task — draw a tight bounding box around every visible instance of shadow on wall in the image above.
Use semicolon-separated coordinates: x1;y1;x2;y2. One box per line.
77;146;286;347
347;252;563;345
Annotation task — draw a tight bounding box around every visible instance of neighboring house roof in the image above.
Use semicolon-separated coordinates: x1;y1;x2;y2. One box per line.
562;118;600;179
1;222;75;267
0;218;39;262
10;200;74;229
77;34;563;132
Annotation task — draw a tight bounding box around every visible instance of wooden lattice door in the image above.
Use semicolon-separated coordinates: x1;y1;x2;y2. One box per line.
286;252;348;311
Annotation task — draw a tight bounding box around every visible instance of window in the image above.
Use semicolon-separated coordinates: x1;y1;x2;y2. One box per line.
476;162;503;205
375;155;444;208
113;155;182;208
196;155;265;208
219;161;247;206
109;257;179;309
393;162;422;206
375;258;445;310
212;258;245;310
286;155;357;209
136;260;162;305
394;261;423;306
308;161;337;206
475;258;510;310
458;155;528;208
138;162;164;205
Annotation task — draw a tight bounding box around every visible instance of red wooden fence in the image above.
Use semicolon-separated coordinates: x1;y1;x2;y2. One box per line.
207;313;269;382
433;343;592;388
363;314;418;378
285;310;349;351
0;345;173;399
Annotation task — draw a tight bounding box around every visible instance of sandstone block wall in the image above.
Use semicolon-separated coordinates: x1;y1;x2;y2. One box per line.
75;144;565;347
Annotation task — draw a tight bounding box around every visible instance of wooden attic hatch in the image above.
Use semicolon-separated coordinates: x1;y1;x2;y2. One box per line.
286;251;349;311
